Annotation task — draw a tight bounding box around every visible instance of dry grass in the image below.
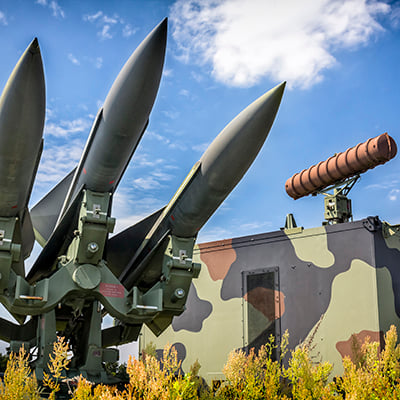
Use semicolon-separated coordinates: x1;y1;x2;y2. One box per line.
2;326;400;399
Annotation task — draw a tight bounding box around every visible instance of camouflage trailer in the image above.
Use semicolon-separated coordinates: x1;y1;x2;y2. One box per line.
139;216;400;383
139;133;400;384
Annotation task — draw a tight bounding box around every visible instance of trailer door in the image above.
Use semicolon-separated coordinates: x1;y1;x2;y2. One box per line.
242;267;281;360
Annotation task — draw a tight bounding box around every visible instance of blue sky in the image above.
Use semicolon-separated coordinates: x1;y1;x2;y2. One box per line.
0;0;400;353
1;0;399;247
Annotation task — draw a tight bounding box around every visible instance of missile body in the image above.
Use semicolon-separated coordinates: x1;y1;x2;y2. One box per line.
60;18;167;217
120;82;286;289
0;38;45;217
27;20;167;282
285;132;397;200
170;82;286;238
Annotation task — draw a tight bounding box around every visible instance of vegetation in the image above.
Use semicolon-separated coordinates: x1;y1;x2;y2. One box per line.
0;354;7;373
2;326;400;399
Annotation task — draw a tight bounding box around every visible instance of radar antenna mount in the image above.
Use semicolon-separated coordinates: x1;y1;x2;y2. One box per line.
285;133;397;225
317;174;360;224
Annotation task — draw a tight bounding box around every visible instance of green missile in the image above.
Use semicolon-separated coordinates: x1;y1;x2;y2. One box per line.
0;38;45;218
27;19;167;282
118;82;286;289
60;18;168;217
0;38;45;263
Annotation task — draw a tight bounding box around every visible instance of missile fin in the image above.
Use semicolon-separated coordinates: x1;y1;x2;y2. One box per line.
146;315;174;337
30;169;76;246
113;119;149;191
120;229;171;290
106;206;165;278
58;108;103;220
0;316;36;342
27;186;83;284
20;208;35;260
24;139;44;217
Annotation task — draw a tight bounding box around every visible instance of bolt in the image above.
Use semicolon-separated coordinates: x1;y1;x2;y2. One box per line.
174;288;185;299
88;242;99;253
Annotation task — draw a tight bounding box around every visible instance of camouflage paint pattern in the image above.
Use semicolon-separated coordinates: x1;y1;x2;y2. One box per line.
139;216;400;382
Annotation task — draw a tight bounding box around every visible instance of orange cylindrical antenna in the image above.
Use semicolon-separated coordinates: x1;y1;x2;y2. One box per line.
285;133;397;200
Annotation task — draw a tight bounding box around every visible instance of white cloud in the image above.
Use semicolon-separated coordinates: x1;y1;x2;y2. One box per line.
146;131;171;145
162;68;173;77
69;54;104;69
170;0;391;89
162;110;180;120
123;24;138;37
131;169;175;191
365;179;399;190
36;139;84;185
100;24;112;40
191;71;204;82
84;11;119;39
112;190;165;233
49;0;65;18
133;176;162;190
239;220;272;233
145;132;189;152
179;89;190;97
390;4;400;28
197;226;233;243
131;153;165;168
103;15;118;24
68;53;80;65
389;189;400;201
114;214;146;234
85;11;102;23
192;142;210;153
151;171;174;181
0;11;8;25
36;0;65;18
197;218;272;243
45;107;55;121
84;11;136;40
168;141;188;151
44;118;92;137
94;57;103;69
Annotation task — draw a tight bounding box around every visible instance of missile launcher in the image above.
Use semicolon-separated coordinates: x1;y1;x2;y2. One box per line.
0;19;285;382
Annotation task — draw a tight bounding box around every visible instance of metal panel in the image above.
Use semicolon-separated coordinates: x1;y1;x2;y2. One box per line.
242;266;281;360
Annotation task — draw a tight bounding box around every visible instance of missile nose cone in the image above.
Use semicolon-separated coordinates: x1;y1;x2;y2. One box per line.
169;82;285;238
0;37;45;133
28;37;40;54
272;81;286;97
249;81;286;123
0;38;45;218
200;81;286;193
155;17;168;37
102;17;167;124
75;19;168;195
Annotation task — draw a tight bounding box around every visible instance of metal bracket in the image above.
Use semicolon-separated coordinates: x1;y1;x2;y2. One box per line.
317;175;360;225
363;216;381;232
0;217;21;292
68;190;115;265
135;235;201;335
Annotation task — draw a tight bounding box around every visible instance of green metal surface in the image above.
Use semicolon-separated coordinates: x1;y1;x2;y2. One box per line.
0;189;200;382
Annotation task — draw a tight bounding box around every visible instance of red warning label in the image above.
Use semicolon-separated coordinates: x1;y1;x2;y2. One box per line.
99;283;125;298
